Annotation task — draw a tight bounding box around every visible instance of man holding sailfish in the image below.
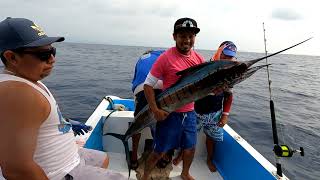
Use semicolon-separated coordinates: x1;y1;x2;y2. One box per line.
173;41;237;172
142;17;205;180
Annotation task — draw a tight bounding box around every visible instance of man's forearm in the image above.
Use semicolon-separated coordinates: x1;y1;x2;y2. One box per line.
223;93;233;113
143;84;158;112
2;161;48;180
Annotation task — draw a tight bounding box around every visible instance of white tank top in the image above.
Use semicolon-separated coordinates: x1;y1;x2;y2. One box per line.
0;74;80;180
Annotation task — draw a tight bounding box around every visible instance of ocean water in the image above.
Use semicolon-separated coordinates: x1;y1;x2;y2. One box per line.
4;42;319;179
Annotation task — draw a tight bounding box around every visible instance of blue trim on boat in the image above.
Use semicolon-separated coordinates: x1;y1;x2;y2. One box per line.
84;117;104;151
214;129;275;180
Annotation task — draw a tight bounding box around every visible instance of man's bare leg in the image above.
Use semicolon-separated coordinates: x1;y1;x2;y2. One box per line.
206;136;217;172
173;150;183;166
180;148;195;180
141;151;164;180
101;156;109;169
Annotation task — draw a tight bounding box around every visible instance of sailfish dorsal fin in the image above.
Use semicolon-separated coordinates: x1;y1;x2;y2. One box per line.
176;61;212;76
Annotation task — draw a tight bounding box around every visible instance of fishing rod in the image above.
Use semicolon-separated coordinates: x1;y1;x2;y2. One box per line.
262;22;304;178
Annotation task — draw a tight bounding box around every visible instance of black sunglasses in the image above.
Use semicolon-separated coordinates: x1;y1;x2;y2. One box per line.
14;47;56;62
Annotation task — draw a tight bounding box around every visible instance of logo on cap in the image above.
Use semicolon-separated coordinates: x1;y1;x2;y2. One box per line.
182;20;194;27
176;20;195;29
31;23;46;36
225;44;237;52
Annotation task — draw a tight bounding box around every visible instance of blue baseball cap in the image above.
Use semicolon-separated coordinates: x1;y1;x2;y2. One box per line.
222;43;237;57
0;17;64;54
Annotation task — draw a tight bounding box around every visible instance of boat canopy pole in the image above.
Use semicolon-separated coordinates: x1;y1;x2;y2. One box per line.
262;22;304;178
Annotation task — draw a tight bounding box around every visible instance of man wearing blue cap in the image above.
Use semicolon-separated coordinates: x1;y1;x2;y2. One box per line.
0;17;125;180
211;41;237;61
195;41;237;172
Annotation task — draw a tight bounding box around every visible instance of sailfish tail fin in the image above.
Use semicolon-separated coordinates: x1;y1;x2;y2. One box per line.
104;133;131;178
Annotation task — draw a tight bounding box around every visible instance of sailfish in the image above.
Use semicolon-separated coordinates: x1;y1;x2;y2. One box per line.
104;38;312;177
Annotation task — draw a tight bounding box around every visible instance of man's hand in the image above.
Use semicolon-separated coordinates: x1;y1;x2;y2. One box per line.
218;115;228;127
144;84;169;121
151;108;169;121
212;84;228;95
68;119;92;136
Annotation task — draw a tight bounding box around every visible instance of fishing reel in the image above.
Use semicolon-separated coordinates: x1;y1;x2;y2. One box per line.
273;144;304;157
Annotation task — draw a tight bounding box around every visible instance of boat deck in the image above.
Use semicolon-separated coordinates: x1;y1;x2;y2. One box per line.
100;109;223;179
108;152;223;180
82;97;286;180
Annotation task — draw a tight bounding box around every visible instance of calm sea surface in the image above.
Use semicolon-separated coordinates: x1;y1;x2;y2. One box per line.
3;42;319;179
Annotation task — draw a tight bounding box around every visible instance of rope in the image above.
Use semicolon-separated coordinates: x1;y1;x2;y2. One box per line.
103;96;127;124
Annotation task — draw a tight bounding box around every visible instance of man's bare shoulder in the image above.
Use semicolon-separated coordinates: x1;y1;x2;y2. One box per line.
0;80;46;101
0;81;50;124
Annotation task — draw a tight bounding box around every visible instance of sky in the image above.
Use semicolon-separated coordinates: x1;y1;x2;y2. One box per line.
0;0;319;56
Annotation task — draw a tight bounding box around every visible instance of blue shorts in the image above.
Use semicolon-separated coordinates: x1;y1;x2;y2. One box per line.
153;111;197;153
196;110;224;142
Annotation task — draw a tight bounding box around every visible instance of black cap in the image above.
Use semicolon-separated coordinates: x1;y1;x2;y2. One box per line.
174;17;200;35
0;17;65;54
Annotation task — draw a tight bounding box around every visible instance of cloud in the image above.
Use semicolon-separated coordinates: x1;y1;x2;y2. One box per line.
0;0;318;55
271;8;302;21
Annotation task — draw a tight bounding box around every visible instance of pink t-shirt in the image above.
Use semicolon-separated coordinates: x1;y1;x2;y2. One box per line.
150;47;205;112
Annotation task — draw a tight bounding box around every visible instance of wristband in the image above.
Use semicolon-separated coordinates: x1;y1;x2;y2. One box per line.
222;112;229;116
